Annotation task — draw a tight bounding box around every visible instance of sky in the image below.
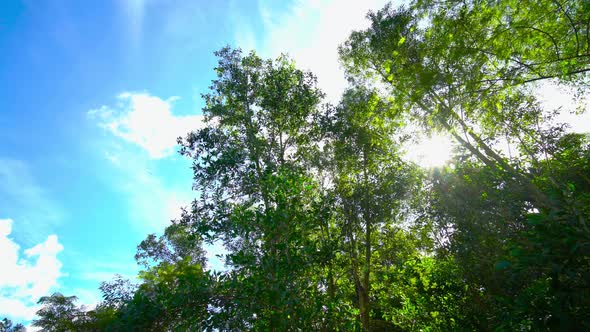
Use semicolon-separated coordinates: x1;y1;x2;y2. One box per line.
1;0;589;328
0;0;394;325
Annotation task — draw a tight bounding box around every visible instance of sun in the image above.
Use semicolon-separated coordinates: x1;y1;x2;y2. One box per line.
406;133;454;168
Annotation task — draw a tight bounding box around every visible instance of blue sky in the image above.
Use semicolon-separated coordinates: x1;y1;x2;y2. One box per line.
0;0;392;324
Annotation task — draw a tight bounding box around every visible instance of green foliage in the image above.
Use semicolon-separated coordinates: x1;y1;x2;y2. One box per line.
109;258;210;331
340;1;590;329
135;221;206;268
99;275;136;309
381;256;472;331
427;133;590;330
323;85;422;330
33;293;83;332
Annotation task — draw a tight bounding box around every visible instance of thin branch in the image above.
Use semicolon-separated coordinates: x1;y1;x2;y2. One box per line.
551;0;580;55
512;25;561;58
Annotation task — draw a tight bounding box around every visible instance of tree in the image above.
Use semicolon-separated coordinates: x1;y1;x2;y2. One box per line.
135;220;206;268
82;305;118;332
33;293;83;332
178;47;327;330
96;220;210;331
109;259;210;331
323;86;421;330
428;133;590;330
379;255;472;331
99;275;136;310
0;318;25;332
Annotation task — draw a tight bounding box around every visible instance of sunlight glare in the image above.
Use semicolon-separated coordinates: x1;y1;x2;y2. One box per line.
406;134;454;168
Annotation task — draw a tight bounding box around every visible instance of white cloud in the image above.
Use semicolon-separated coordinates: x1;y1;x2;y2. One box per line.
0;298;38;322
0;218;64;322
164;192;193;224
234;0;389;102
87;92;202;235
89;92;205;159
89;92;219;265
71;288;102;311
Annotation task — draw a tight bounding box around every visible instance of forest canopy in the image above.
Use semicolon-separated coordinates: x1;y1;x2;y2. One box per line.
9;0;590;331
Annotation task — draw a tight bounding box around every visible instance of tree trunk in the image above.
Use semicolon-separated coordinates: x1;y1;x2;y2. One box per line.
360;151;372;331
359;286;371;331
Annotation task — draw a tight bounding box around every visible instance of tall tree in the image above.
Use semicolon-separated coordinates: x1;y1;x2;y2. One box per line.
179;47;327;330
325;86;420;330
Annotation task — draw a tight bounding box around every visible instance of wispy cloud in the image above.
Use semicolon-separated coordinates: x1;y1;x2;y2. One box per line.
121;0;146;48
97;146;194;233
88;92;205;159
80;271;133;283
0;218;64;321
88;92;199;233
0;159;64;241
228;0;258;52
